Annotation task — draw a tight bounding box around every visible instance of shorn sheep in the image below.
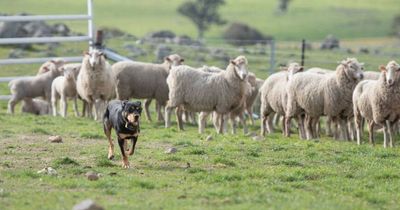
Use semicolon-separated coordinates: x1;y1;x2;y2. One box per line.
51;65;80;117
260;62;304;137
165;56;249;134
8;63;63;114
112;54;184;122
77;49;115;120
21;98;50;115
285;58;364;140
353;61;400;147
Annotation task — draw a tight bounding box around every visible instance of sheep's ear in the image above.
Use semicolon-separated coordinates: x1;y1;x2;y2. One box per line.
280;66;288;71
379;65;387;72
180;58;184;63
83;51;89;55
43;66;49;72
164;56;172;62
299;66;304;71
230;59;236;66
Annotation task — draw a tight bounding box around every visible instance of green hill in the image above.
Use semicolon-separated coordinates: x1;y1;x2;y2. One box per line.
1;0;399;41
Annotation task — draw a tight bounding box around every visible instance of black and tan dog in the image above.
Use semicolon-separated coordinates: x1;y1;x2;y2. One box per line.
103;100;142;168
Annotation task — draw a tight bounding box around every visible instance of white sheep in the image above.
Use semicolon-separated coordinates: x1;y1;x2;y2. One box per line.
285;58;364;140
51;65;80;117
8;64;63;114
36;58;65;75
77;49;115;120
353;61;400;147
165;56;249;134
21;98;50;115
260;62;304;137
112;54;184;122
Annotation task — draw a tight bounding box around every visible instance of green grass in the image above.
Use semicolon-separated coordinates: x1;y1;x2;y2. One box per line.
0;0;399;40
1;107;400;210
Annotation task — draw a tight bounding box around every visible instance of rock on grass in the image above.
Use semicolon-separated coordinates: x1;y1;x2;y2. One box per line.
72;199;104;210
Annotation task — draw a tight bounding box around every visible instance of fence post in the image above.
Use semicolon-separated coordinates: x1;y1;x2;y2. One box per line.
269;40;275;75
87;0;94;48
301;39;306;67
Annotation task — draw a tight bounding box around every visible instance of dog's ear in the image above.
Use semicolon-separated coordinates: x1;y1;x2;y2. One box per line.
121;100;128;108
135;101;142;107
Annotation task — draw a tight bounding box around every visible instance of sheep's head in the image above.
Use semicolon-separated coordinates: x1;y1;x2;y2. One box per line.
340;58;364;81
84;49;106;69
62;68;76;81
230;55;248;81
39;59;65;74
164;54;184;69
380;60;400;86
281;62;303;80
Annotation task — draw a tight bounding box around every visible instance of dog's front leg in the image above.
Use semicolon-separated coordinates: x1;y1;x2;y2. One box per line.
118;137;129;168
127;136;138;156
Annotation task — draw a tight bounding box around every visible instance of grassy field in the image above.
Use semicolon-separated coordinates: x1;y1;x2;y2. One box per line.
1;1;400;209
0;0;399;40
1;102;400;210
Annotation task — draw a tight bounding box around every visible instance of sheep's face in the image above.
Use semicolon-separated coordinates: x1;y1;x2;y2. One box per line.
63;68;76;81
381;61;400;86
231;56;248;80
341;58;364;81
283;62;303;80
85;50;105;68
165;54;184;68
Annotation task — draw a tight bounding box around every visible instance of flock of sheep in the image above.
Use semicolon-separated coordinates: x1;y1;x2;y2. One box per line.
6;47;400;148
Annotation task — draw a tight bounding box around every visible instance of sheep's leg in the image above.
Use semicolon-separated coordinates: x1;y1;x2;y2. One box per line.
189;112;197;125
218;113;224;134
176;106;184;131
157;101;165;122
52;96;57;117
247;107;255;126
87;102;93;119
261;114;267;137
164;105;173;128
230;113;237;135
348;118;356;141
326;117;333;137
337;118;348;141
354;114;363;145
61;95;67;118
144;99;153;122
305;115;313;140
73;97;79;117
238;112;248;134
383;121;389;148
281;115;286;135
7;96;19;114
311;117;320;139
273;113;281;127
285;116;291;137
367;120;375;146
387;121;395;148
267;114;275;133
297;115;306;139
212;112;221;133
198;112;208;134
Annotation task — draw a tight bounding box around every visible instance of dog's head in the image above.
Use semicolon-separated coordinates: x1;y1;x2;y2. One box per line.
121;100;142;127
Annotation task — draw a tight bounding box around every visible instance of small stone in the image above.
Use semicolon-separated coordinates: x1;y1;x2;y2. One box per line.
48;135;62;143
37;167;57;176
165;147;177;154
85;172;99;181
206;135;213;141
72;199;104;210
245;132;257;137
252;136;264;141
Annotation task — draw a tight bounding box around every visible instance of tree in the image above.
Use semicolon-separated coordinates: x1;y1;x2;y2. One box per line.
178;0;226;40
